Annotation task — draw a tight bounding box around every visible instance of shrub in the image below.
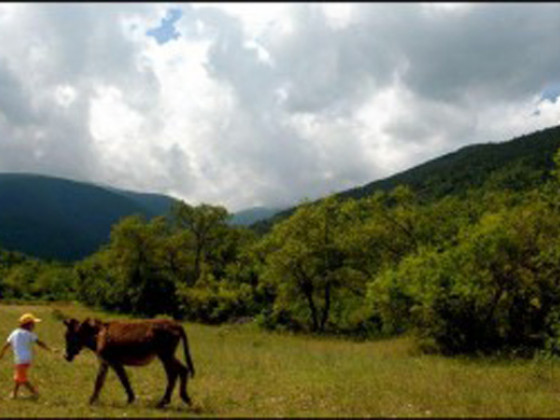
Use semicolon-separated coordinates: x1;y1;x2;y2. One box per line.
368;202;560;355
176;272;255;324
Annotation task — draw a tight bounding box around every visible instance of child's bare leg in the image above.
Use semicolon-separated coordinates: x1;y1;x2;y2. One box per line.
23;381;38;397
10;383;20;399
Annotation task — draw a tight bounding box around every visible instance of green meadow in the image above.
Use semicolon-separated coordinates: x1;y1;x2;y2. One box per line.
1;302;560;418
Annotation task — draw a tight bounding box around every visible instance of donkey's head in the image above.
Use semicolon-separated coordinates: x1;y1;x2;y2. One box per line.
62;318;103;362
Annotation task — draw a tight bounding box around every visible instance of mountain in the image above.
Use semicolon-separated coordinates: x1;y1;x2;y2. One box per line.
102;186;176;216
252;124;560;233
0;173;177;261
2;125;559;258
229;207;282;226
339;125;560;201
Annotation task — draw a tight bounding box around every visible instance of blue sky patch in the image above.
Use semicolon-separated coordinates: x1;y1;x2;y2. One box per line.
541;82;560;102
146;8;182;45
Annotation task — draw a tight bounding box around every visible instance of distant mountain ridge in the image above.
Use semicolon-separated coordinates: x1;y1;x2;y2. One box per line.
338;125;560;201
0;173;281;261
252;124;560;233
0;173;178;261
229;206;283;226
2;125;559;259
101;185;177;216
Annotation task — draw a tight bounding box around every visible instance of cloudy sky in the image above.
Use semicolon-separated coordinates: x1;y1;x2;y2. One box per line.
0;3;559;211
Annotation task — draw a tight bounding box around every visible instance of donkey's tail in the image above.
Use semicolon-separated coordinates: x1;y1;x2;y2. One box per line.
179;326;195;378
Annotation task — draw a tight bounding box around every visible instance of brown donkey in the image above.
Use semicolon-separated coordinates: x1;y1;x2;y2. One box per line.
63;318;195;408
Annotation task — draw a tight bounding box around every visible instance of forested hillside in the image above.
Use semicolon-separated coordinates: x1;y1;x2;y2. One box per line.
0;174;177;260
253;125;560;233
342;125;560;200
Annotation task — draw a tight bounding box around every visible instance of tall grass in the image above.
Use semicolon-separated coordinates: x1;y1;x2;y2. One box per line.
1;303;560;417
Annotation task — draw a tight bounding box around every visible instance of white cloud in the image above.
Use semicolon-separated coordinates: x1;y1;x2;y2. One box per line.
0;3;559;212
54;84;77;108
320;3;354;30
192;2;291;40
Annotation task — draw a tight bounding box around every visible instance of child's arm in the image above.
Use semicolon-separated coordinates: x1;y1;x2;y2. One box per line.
36;339;52;352
0;342;10;359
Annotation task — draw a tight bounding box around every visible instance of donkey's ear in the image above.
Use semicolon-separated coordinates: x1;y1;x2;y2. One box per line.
92;318;105;328
63;318;77;328
87;318;99;328
80;318;99;331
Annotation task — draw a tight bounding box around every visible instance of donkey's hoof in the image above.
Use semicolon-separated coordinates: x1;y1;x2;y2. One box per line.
156;400;169;409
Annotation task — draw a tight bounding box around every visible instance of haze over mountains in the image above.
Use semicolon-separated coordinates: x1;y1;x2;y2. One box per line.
1;124;560;261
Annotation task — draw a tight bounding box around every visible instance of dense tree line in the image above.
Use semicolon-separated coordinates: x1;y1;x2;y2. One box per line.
0;249;75;301
2;149;560;356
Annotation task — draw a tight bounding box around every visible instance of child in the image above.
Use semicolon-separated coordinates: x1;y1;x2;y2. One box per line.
0;313;52;399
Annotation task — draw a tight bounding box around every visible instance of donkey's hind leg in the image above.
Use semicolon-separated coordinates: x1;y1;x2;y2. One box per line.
157;357;178;408
175;358;191;405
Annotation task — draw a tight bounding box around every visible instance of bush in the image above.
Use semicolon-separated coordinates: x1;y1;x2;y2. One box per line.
176;272;255;324
368;202;560;355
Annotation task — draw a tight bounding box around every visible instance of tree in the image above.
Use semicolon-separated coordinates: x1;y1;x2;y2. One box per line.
171;202;230;285
368;198;560;354
261;197;351;332
74;215;179;317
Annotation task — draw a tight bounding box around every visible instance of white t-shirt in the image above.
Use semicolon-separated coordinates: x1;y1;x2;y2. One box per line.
7;328;38;364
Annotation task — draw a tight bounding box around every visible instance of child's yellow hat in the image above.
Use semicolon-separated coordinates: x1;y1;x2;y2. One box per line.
19;313;42;325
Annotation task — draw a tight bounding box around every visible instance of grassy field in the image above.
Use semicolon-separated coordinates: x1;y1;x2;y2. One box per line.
1;303;560;417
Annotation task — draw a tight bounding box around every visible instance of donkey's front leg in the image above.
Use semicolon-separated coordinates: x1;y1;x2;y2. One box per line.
111;363;135;404
89;362;109;404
